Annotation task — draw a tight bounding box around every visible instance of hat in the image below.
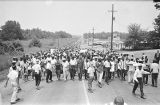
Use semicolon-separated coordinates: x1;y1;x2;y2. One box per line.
12;61;16;64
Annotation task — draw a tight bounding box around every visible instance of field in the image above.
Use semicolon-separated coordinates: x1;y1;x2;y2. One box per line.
0;38;78;81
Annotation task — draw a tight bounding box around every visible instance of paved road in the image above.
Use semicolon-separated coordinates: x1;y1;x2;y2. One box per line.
1;38;160;105
1;75;160;105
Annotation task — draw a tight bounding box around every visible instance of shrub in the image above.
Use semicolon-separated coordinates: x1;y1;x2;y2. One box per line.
12;40;24;52
29;37;42;48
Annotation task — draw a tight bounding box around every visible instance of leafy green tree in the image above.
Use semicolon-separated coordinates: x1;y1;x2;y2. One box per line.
0;20;23;41
125;24;142;49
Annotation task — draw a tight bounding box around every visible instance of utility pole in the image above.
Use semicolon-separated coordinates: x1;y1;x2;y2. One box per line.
88;31;90;46
92;27;95;49
108;4;117;52
58;36;59;49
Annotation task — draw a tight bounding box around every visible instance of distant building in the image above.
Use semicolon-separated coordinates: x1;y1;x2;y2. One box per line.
107;33;124;50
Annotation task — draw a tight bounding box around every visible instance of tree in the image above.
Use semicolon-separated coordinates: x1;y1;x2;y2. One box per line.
125;24;142;49
55;31;72;38
0;20;23;41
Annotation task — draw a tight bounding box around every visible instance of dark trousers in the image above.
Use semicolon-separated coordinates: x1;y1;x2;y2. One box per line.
32;70;35;79
78;68;83;80
117;69;121;78
84;69;88;79
70;66;75;80
56;70;61;80
143;74;148;84
121;69;126;80
88;76;94;90
104;67;110;83
152;73;158;87
35;73;41;86
46;69;52;82
132;78;144;97
94;70;97;80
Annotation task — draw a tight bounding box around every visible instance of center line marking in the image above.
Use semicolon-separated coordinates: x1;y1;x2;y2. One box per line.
82;80;90;105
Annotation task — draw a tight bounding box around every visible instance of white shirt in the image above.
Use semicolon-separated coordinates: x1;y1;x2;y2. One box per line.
88;67;95;77
134;68;150;82
51;59;57;65
104;60;111;68
7;70;18;85
46;63;52;70
70;59;77;65
32;58;37;64
128;61;135;71
46;57;52;62
32;64;41;74
62;61;69;71
150;63;159;73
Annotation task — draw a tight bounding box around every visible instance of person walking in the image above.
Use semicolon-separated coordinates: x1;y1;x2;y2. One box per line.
77;56;84;81
84;58;89;80
46;60;53;83
4;61;20;104
55;57;62;80
127;59;135;83
110;59;115;80
120;58;127;81
70;57;77;80
132;63;150;99
88;63;95;93
154;50;160;64
150;60;159;87
62;58;70;81
32;60;42;90
104;58;111;85
96;58;104;88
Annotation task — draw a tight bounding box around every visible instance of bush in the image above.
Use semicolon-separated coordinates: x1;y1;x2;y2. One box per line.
0;41;24;55
29;37;42;48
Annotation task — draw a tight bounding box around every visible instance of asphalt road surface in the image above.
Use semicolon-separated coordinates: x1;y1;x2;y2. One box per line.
1;38;160;105
1;75;160;105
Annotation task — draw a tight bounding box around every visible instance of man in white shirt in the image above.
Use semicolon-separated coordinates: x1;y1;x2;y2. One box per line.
88;63;95;93
62;59;70;80
104;58;111;85
70;57;77;80
127;59;135;83
32;60;41;90
120;58;127;81
132;63;150;99
46;60;53;83
5;62;20;104
150;60;159;87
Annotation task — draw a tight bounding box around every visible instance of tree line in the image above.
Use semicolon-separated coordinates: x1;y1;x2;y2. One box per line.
0;20;72;41
83;31;128;41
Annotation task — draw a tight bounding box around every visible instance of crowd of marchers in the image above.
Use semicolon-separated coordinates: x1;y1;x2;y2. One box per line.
3;45;160;104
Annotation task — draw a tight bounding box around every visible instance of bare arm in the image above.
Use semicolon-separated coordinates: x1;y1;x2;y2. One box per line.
4;78;9;88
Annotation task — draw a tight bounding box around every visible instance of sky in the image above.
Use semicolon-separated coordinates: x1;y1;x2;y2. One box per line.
0;0;159;35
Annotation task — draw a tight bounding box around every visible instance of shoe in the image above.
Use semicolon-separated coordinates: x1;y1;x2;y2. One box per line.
11;102;16;104
36;87;40;90
16;98;20;101
132;92;136;95
88;89;93;93
141;96;146;99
